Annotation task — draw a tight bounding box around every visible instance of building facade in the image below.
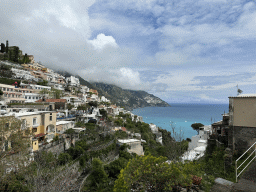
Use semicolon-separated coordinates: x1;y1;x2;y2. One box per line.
228;94;256;153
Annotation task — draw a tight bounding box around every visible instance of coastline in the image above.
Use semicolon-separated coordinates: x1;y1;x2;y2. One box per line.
132;103;229;140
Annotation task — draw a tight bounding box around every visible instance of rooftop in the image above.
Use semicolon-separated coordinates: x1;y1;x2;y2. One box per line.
36;99;67;103
117;139;141;144
229;94;256;98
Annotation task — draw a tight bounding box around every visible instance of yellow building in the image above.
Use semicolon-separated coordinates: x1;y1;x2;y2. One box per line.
15;111;57;151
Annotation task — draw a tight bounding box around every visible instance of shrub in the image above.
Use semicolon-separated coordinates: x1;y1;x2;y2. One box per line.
58;153;72;165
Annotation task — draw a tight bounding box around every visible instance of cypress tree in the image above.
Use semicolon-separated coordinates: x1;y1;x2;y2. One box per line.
6;40;8;54
0;43;5;53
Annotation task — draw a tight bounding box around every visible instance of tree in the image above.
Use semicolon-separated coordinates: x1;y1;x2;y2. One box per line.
39;88;50;96
65;128;76;147
21;53;31;64
191;123;204;135
99;109;108;119
113;155;203;192
49;88;63;99
1;43;5;53
88;101;98;107
6;40;8;54
0;116;32;190
37;80;48;86
77;104;89;111
87;158;108;190
67;103;74;110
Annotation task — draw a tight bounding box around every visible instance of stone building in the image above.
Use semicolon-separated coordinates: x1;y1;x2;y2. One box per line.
228;94;256;154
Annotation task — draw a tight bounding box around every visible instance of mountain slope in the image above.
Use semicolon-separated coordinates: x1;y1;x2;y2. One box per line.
57;70;170;110
91;82;170;110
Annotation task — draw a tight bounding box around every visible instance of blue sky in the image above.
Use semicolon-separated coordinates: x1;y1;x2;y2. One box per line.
1;0;256;104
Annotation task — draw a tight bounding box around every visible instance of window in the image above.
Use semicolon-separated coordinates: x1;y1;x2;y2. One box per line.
33;97;35;99
49;115;52;121
29;97;31;99
36;97;38;99
7;88;9;91
25;96;27;99
33;118;37;125
3;88;6;91
21;119;26;130
12;94;14;97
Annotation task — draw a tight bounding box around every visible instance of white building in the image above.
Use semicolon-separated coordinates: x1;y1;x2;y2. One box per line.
24;93;43;103
20;82;51;92
101;96;110;103
61;96;83;107
66;76;80;87
149;123;158;133
80;85;90;94
11;68;35;80
188;125;211;151
53;84;64;91
56;121;75;134
117;139;144;156
182;125;212;161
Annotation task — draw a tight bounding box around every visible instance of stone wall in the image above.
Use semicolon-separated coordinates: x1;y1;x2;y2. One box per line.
39;137;78;155
230;126;256;154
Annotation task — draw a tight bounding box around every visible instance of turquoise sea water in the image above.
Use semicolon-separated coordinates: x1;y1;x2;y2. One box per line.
132;103;229;140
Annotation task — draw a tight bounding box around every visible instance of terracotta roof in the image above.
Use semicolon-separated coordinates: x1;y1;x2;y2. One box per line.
36;99;67;103
121;127;127;132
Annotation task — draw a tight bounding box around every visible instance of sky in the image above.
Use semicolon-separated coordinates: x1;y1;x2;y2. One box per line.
1;0;256;104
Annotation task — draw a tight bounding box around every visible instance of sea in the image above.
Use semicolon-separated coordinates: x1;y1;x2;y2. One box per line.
132;103;229;140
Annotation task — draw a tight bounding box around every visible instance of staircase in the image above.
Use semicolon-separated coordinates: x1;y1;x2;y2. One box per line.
211;141;256;192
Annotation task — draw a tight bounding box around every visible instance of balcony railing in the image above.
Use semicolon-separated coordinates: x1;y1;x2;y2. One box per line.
235;141;256;182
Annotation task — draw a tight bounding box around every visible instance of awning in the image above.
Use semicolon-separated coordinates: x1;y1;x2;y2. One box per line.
34;133;46;138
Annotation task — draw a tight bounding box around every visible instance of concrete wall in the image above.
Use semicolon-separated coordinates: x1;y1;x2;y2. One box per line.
127;141;144;156
230;97;256;127
228;97;256;153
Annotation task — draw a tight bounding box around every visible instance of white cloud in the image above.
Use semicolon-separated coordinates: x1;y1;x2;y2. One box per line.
88;33;118;50
78;67;149;90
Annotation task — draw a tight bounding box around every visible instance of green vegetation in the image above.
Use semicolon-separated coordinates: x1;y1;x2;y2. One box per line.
113;155;203;192
77;103;90;111
37;80;48;86
0;64;13;78
0;77;20;85
20;53;31;64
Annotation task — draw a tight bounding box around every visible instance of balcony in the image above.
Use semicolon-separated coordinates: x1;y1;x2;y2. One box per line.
32;123;39;128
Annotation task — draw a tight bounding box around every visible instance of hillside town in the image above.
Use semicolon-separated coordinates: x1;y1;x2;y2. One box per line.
0;43;168;191
1;41;256;191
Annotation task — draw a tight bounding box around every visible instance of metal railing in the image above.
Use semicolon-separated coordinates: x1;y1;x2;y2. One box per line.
235;141;256;182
